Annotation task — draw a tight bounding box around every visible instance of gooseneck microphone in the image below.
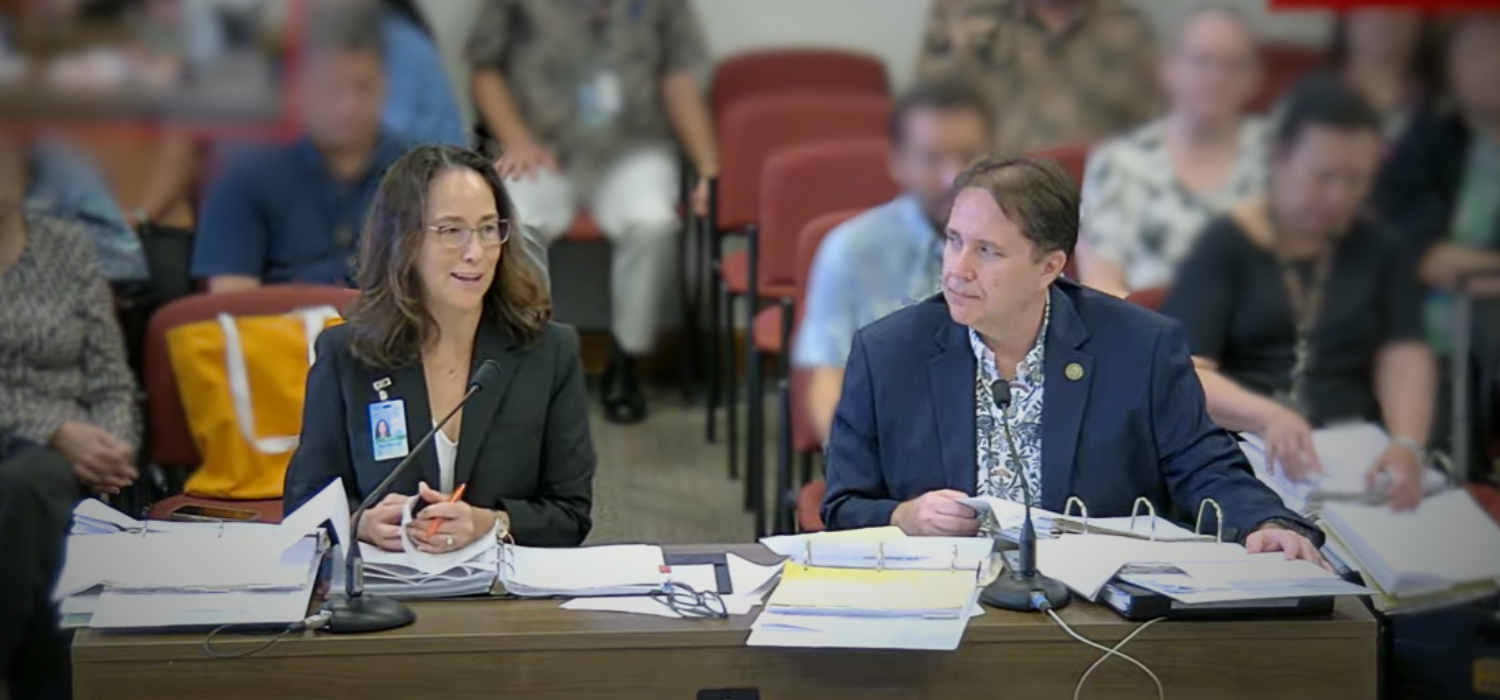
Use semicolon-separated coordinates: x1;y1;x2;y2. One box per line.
978;379;1072;612
324;359;503;634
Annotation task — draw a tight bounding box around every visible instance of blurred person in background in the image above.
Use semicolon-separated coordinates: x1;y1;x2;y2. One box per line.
0;135;140;700
1077;7;1265;298
1329;7;1436;143
1163;75;1434;511
918;0;1162;155
1374;14;1500;460
191;2;408;292
25;135;148;283
792;77;992;445
467;0;718;425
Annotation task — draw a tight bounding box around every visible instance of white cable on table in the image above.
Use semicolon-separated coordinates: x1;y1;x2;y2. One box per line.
1045;609;1166;700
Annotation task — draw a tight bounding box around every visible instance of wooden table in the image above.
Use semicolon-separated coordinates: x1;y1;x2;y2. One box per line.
72;545;1378;700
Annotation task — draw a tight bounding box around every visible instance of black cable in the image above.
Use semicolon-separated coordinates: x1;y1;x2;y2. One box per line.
201;612;331;660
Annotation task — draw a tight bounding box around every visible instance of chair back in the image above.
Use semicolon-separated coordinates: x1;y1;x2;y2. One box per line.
789;209;862;455
1126;286;1167;312
717;93;891;232
1252;43;1326;113
145;285;360;469
710;49;887;120
758;137;897;288
1025;143;1090;186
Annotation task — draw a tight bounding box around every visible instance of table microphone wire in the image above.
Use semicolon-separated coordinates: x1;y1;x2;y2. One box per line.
1032;593;1165;700
202;611;332;660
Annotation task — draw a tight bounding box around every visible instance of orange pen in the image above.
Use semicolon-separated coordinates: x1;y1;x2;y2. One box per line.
425;483;467;539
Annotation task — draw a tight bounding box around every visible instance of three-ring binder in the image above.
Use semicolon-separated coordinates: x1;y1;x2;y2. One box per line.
797;541;969;574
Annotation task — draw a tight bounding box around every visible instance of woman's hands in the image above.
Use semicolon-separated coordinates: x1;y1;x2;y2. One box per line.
50;421;137;495
407;482;497;554
357;493;408;552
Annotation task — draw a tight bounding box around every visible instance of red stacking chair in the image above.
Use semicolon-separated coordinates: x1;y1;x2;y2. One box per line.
1126;286;1167;312
1252;43;1326;113
710;49;888;119
698;51;888;445
705;93;892;474
774;209;862;535
144;285;360;523
1024;143;1091;279
740;140;896;536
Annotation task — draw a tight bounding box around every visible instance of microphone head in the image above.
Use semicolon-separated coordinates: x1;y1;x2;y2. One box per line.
470;359;502;392
989;379;1010;413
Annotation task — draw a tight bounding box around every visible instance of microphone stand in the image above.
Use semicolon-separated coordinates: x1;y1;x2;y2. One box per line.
979;381;1071;612
324;362;495;634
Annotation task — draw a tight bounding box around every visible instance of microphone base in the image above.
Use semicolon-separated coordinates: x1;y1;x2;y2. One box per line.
322;594;417;634
979;572;1072;612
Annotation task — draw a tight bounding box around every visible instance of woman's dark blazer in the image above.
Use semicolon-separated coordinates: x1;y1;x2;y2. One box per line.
283;317;594;547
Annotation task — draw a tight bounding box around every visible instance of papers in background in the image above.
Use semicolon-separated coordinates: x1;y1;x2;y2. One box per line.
559;553;784;618
1322;489;1500;610
1240;423;1450;517
502;544;668;597
1115;553;1370;605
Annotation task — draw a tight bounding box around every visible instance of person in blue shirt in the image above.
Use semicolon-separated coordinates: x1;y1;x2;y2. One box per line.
192;3;411;291
792;78;993;444
25;138;148;283
374;0;467;148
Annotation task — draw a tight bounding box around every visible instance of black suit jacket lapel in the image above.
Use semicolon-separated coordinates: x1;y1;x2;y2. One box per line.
1039;285;1093;512
453;319;519;490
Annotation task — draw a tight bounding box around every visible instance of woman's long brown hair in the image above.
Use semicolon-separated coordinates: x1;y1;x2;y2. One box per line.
345;144;550;370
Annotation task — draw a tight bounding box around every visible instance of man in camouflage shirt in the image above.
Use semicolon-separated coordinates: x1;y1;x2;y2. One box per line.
919;0;1164;156
467;0;718;424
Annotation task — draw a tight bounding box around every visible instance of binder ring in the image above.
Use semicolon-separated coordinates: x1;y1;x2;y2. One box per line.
803;542;812;571
1064;496;1090;535
1129;497;1158;541
876;542;885;573
1195;499;1224;544
950;544;960;573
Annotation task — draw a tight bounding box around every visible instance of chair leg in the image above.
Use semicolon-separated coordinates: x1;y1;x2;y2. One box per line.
774;377;793;535
676;215;700;405
723;285;739;481
746;341;761;517
800;450;815;487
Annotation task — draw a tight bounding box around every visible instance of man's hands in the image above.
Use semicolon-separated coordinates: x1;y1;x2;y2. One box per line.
50;421;136;495
1246;522;1331;572
357;493;408;552
493;140;557;181
891;490;980;536
1259;407;1322;482
407;482;496;554
1368;442;1423;511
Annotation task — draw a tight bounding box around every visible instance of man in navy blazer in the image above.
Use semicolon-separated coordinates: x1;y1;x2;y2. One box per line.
821;156;1325;564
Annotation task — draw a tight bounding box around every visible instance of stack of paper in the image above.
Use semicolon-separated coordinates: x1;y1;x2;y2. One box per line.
1322;489;1500;613
749;529;987;650
960;496;1213;542
1240;423;1450;518
357;498;500;599
500;544;669;597
1114;554;1370;604
53;480;349;629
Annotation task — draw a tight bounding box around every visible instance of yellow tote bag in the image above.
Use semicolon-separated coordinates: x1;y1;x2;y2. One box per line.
167;307;343;500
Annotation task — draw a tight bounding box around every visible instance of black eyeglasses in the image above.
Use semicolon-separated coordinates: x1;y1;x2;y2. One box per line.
651;581;728;619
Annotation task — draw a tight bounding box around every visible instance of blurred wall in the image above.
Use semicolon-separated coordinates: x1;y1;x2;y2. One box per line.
415;0;1331;132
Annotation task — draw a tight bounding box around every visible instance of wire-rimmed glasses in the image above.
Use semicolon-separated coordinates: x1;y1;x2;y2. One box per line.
428;220;512;250
651;581;728;619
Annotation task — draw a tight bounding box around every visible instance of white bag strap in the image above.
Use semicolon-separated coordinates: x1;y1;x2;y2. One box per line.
217;306;341;456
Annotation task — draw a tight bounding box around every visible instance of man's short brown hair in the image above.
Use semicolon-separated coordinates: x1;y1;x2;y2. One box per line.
952;156;1079;260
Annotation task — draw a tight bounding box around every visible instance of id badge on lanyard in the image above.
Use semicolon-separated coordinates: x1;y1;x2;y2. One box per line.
577;0;622;129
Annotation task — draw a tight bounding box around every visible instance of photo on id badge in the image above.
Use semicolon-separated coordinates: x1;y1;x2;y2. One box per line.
369;399;410;461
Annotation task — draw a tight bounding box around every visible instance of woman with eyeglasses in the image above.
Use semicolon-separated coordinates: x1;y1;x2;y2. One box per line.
284;144;595;554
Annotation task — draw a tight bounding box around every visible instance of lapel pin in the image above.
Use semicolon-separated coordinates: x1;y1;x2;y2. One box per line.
1064;363;1084;381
